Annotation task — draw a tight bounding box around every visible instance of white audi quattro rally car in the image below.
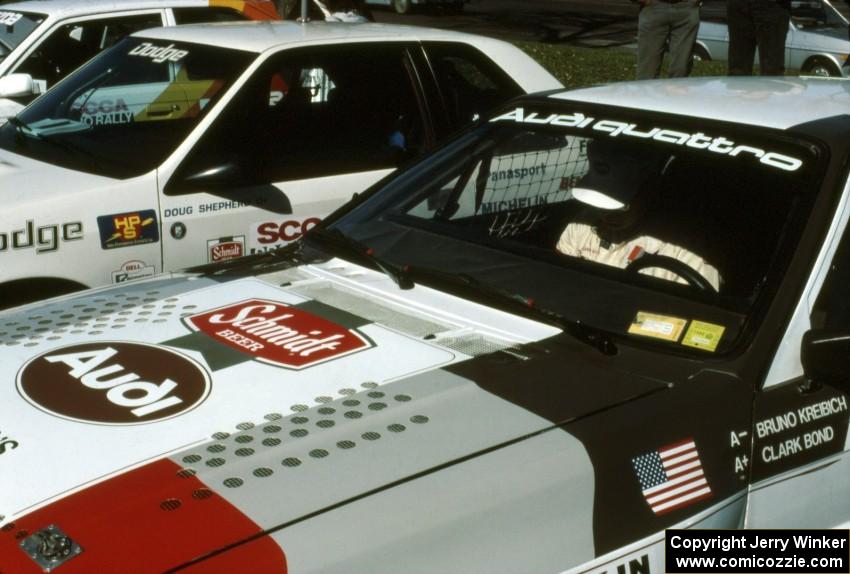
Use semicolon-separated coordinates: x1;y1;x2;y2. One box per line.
0;0;280;122
3;77;850;572
0;21;560;307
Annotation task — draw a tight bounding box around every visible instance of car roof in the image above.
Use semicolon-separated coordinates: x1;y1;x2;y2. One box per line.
134;20;516;54
549;76;850;131
2;0;241;18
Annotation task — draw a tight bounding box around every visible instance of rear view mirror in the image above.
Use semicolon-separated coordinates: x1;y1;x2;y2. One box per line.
801;329;850;389
0;74;37;99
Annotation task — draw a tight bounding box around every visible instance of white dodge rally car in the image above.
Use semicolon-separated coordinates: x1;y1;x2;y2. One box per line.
0;21;560;306
0;0;279;121
0;77;849;571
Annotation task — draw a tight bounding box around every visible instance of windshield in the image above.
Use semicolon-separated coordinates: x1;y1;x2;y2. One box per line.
0;36;254;178
0;10;44;60
791;0;846;29
328;102;823;355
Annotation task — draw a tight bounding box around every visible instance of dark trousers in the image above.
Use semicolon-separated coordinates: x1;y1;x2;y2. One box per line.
636;0;701;80
727;0;790;76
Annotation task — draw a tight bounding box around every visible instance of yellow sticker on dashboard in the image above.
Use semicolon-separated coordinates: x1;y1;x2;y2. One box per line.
682;320;726;352
628;312;687;342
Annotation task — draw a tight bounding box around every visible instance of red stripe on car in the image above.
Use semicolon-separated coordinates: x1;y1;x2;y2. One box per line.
0;458;286;572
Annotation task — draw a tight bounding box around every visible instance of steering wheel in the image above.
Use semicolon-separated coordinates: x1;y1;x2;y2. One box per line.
626;253;717;293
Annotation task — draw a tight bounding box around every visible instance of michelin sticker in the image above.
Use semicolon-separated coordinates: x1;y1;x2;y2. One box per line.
16;342;211;425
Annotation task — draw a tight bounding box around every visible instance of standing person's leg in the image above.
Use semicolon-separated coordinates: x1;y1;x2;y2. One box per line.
727;0;757;75
637;2;672;80
753;0;790;75
667;0;701;77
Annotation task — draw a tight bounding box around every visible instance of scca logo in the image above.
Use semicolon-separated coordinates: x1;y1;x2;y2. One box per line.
256;218;321;245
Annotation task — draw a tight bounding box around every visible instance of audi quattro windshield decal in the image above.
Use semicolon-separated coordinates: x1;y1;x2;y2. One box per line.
16;342;211;425
174;298;374;371
632;439;712;516
490;108;803;172
97;210;159;250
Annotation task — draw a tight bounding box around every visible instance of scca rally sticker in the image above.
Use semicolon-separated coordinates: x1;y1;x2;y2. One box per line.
182;299;373;370
16;342;211;425
97;210;159;250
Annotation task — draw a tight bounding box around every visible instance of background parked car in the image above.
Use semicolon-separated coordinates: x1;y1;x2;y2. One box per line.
696;0;849;76
363;0;466;15
0;0;279;122
0;21;561;307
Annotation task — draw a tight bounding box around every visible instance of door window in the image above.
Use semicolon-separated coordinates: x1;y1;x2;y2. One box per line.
424;42;522;129
15;12;164;90
812;216;850;329
172;7;249;24
170;43;427;188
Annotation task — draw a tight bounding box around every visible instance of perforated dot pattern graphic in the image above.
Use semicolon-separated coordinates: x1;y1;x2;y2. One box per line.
172;386;432;492
0;289;200;348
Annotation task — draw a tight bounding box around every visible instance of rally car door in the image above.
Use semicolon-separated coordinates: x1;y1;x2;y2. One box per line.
9;10;167;102
158;42;432;268
745;184;850;528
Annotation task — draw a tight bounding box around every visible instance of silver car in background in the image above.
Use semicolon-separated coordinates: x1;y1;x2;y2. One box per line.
696;0;849;76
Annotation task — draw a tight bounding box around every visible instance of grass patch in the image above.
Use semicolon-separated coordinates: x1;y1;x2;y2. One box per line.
516;41;728;88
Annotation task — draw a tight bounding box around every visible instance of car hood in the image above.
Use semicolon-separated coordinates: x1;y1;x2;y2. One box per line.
796;24;850;43
0;148;117;202
0;259;669;572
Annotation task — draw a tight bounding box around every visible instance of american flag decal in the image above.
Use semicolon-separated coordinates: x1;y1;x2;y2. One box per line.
632;439;712;515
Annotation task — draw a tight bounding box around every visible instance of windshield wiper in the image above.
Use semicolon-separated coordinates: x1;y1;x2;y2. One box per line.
405;264;617;356
7;115;34;136
306;227;414;290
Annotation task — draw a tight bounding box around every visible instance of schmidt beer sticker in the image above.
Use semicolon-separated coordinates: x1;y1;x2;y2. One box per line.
183;299;373;370
17;342;211;425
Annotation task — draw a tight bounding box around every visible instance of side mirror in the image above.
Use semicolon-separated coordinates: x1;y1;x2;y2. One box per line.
801;329;850;388
164;161;293;214
165;162;247;195
0;74;37;99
